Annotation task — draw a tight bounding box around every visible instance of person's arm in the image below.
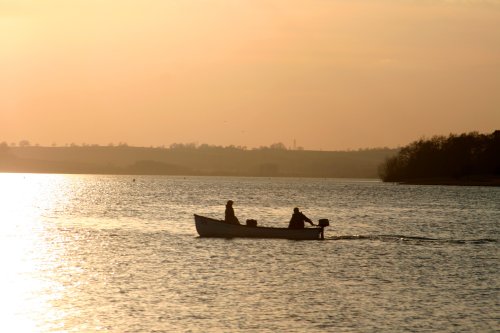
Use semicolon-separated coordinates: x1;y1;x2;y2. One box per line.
303;213;314;225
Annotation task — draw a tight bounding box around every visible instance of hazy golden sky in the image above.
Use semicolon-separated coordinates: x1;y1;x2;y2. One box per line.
1;0;499;150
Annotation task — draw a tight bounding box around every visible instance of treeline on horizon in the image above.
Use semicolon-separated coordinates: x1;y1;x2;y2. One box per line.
0;142;396;178
378;131;500;183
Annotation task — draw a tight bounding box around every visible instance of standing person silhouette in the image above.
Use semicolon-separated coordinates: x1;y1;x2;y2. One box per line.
288;207;314;229
225;200;240;225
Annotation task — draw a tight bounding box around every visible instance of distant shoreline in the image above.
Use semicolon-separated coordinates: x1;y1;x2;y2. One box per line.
0;170;381;181
398;177;500;187
0;145;397;179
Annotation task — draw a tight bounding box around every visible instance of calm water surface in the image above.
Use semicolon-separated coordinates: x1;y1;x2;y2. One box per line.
1;174;498;332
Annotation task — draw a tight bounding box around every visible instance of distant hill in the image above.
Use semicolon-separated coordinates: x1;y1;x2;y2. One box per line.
0;143;397;178
378;131;500;186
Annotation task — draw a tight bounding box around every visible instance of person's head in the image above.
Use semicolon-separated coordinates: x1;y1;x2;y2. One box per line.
227;200;233;206
293;207;300;213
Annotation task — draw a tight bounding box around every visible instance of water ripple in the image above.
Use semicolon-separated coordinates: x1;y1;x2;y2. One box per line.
327;234;498;244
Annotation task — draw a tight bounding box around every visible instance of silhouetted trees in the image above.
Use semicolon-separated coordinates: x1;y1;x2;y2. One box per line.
168;142;285;151
19;140;30;147
0;142;9;155
379;131;500;182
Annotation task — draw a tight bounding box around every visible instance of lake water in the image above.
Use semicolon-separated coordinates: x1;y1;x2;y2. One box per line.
1;174;498;332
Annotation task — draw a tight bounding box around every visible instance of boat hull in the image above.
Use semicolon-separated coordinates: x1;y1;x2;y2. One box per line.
194;214;323;240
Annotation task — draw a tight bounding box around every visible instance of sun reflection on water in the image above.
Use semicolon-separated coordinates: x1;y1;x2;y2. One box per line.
0;174;69;332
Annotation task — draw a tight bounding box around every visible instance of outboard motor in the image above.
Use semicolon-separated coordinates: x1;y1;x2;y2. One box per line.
318;219;330;239
318;219;329;227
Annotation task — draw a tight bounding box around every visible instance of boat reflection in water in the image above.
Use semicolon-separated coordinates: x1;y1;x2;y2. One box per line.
194;214;329;240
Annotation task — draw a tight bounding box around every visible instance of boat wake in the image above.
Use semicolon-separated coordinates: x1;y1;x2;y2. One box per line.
325;234;497;244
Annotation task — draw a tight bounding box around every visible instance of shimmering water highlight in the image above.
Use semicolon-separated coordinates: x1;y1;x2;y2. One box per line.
1;174;498;332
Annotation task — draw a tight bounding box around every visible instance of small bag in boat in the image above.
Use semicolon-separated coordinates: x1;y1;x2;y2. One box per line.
246;219;257;227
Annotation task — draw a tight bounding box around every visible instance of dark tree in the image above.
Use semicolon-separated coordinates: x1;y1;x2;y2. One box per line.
379;131;500;182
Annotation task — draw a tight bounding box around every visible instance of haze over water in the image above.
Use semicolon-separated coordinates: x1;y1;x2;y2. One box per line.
1;174;498;332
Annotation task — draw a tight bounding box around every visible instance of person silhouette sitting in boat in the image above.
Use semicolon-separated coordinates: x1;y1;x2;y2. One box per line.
225;200;240;225
288;207;314;229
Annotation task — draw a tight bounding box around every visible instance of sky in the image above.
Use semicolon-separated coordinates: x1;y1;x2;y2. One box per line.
1;0;499;150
